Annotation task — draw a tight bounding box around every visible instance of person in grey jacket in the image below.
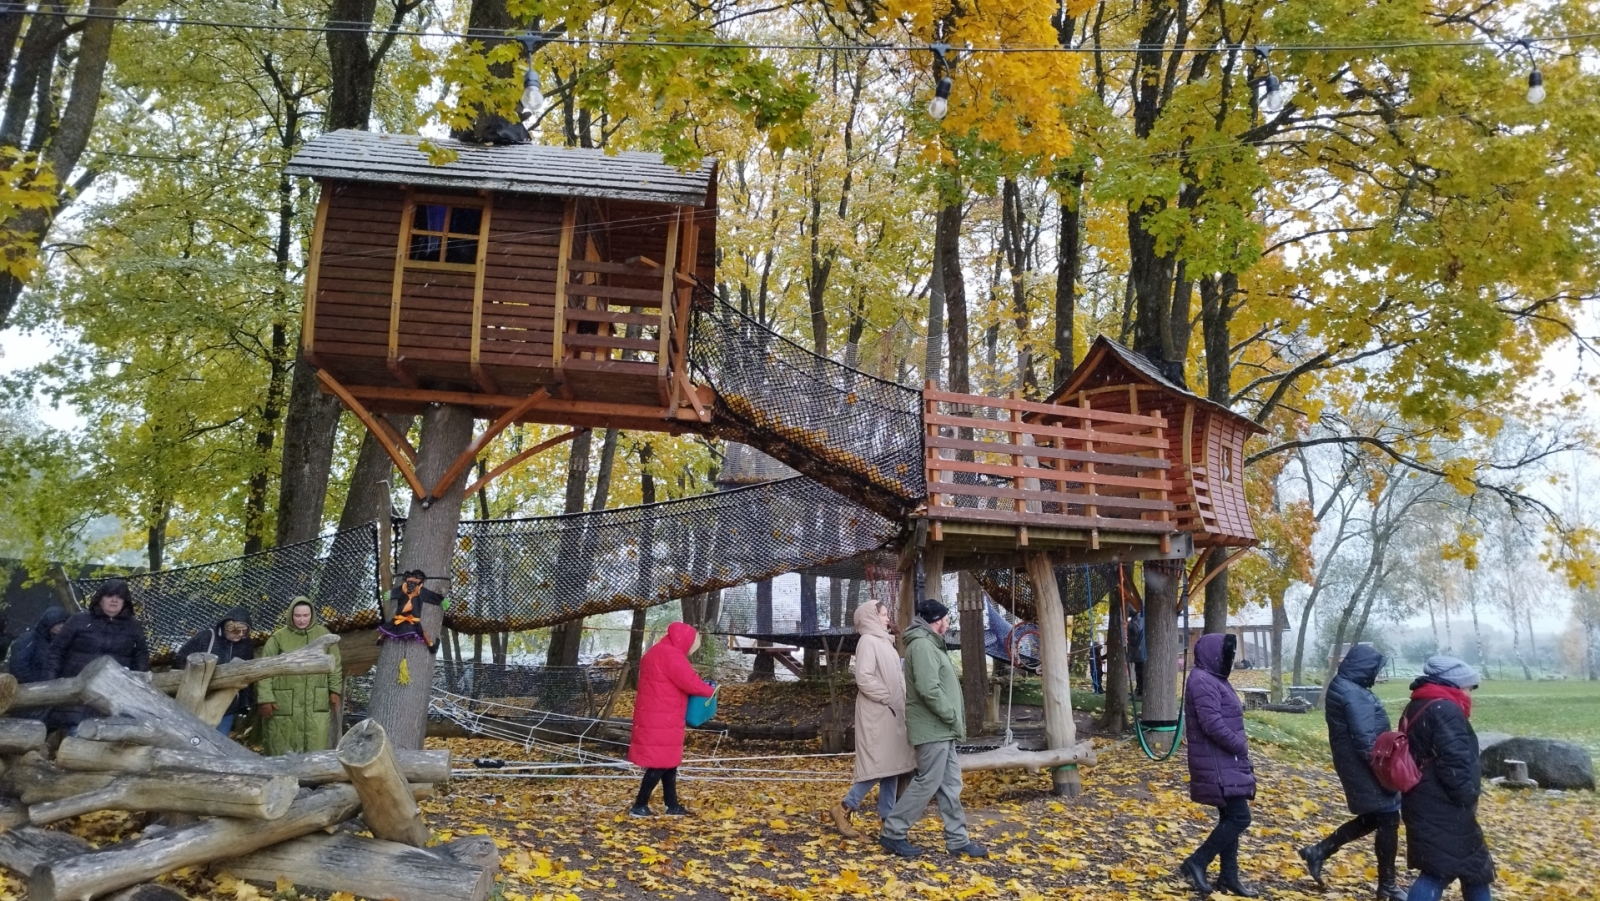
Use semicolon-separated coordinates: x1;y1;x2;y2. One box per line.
1299;644;1405;900
877;599;987;860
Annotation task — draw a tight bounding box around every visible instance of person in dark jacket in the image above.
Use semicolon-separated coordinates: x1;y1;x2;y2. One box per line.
1178;633;1258;898
8;607;69;683
176;606;255;734
1299;644;1405;899
46;580;150;679
1126;610;1147;697
1399;657;1493;901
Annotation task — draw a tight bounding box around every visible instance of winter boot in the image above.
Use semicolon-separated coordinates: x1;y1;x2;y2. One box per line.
1375;854;1406;900
830;802;859;839
1215;875;1260;898
1177;858;1213;896
1298;841;1333;888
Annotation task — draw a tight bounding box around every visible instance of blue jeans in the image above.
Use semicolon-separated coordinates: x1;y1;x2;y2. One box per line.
843;776;898;819
216;713;235;735
1407;873;1491;901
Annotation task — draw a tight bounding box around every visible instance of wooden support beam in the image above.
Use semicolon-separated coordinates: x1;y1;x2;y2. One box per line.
337;719;430;847
29;785;362;901
315;369;426;498
429;388;551;501
462;428;581;497
551;199;575;366
300;188;331;357
468;194;498;394
28;771;297;826
216;833;498;901
54;736;450;786
1026;550;1081;797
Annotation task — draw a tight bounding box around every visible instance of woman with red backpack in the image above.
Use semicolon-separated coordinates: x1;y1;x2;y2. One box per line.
1398;657;1494;901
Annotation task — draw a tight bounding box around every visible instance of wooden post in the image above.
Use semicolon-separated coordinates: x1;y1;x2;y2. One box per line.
29;785;362;901
957;573;989;732
175;654;217;716
958;742;1095;773
1026;550;1082;797
337;719;430;847
27;772;297;825
215;833;498;901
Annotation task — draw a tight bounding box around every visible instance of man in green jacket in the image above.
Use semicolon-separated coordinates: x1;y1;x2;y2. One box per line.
256;598;342;755
879;599;987;859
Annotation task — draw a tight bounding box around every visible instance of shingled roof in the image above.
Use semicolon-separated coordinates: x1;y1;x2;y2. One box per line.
286;130;715;207
1048;336;1266;434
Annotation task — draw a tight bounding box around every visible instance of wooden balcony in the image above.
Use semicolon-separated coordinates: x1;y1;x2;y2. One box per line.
919;387;1182;562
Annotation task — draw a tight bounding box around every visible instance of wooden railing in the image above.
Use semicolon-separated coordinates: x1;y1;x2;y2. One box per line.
922;387;1176;542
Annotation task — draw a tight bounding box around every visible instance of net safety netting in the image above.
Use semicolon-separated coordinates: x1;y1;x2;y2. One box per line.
345;661;620;720
976;562;1121;621
691;297;925;519
72;524;380;665
445;476;901;634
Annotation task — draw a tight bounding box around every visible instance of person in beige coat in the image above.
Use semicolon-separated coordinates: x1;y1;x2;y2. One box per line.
831;600;917;839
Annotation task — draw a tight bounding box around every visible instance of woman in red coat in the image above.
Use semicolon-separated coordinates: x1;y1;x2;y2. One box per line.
628;622;715;816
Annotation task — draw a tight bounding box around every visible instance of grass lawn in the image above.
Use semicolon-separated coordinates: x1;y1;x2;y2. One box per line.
1242;676;1600;766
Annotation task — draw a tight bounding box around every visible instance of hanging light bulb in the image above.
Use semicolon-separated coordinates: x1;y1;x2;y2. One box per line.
928;76;952;120
1526;69;1546;104
522;67;544;119
1261;73;1287;114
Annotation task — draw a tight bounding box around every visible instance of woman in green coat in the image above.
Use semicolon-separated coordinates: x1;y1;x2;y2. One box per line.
256;598;342;755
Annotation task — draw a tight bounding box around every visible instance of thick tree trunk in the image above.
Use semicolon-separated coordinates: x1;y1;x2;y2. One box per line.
750;579;774;682
27;772;297;826
0;826;93;881
337;718;429;846
1141;561;1182;723
1053;169;1084;387
29;785;363;901
217;833;498;901
957;573;987;733
1026;551;1079;796
274;365;345;547
546;428;594;668
0;717;46;754
338;415;411;530
1099;568;1129;735
370;405;476;749
938;201;970;394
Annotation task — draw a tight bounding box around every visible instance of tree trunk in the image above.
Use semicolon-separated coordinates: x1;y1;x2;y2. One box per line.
52;735;448;784
1141;561;1182;723
15;658;246;758
1203;547;1229;634
938;201;970;394
27;772;297;826
1269;589;1288;702
800;573;819;675
750;579;774;682
0;671;17;716
1099;567;1128;735
546;428;594;668
957;741;1095;773
338;415;411;530
29;785;363;901
274;363;345;547
370;405;476;749
147;633;340;695
1053;168;1084;387
0;717;46;754
337;719;430;846
0;826;93;881
1026;551;1079;796
957;573;987;733
217;833;498;901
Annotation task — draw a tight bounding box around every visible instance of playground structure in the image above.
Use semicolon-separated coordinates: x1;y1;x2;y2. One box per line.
60;132;1262;794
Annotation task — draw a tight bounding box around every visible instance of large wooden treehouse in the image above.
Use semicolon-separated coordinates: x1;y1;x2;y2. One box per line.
287;130;1262;794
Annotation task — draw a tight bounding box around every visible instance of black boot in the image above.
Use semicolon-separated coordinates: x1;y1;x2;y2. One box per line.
1177;858;1213;896
1375;854;1406;900
1298;841;1332;888
1215;875;1260;898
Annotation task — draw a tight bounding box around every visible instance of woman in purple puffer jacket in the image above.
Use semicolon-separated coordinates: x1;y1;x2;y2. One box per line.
1177;633;1258;898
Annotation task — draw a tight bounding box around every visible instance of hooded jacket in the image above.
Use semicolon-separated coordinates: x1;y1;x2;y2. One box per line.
1184;633;1255;806
851;603;917;782
177;605;256;719
628;622;714;770
902;616;965;746
1325;644;1401;815
257;603;341;755
1400;676;1495;885
9;607;70;683
47;599;150;680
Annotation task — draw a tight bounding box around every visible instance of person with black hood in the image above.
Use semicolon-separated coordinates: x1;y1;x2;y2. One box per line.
46;579;150;679
1298;643;1405;899
1177;632;1258;898
1398;656;1493;901
8;606;70;683
1126;610;1147;698
176;606;255;734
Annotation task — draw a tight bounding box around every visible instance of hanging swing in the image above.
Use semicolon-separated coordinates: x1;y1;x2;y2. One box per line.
1134;562;1188;762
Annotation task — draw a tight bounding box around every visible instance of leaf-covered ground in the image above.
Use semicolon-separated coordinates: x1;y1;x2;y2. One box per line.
416;732;1598;901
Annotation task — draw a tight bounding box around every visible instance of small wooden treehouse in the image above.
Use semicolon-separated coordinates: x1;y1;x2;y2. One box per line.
1045;337;1265;549
287;130;717;442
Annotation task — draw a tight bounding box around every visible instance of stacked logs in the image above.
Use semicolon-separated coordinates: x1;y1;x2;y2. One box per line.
0;636;497;901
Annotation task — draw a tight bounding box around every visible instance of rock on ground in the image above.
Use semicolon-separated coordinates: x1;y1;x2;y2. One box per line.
1480;737;1596;791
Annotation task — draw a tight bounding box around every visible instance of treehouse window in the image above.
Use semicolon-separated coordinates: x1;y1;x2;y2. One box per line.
408;203;483;265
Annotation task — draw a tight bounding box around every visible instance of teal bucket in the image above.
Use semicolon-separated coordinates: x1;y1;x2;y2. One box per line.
686;690;718;727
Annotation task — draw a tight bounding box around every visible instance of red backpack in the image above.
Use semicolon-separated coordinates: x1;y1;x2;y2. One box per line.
1370;700;1442;793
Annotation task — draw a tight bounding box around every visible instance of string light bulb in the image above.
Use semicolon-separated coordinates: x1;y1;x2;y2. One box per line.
1526;69;1546;104
1261;73;1287;113
522;67;544;118
928;76;952;120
